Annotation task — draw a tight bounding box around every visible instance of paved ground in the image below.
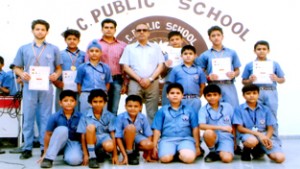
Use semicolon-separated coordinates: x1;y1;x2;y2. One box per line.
0;138;298;169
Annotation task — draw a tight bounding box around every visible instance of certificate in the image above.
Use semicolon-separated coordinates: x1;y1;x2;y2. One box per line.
212;57;231;80
166;46;182;67
62;70;78;91
29;66;50;91
253;61;273;84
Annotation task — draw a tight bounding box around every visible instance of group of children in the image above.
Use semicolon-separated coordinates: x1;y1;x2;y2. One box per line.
0;18;286;168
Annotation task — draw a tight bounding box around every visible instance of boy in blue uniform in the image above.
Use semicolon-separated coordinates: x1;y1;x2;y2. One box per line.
39;90;83;168
77;89;118;168
75;40;113;113
195;25;241;109
2;64;22;96
13;19;62;159
233;84;285;163
241;40;285;136
54;29;85;112
199;84;234;163
0;56;7;96
115;95;154;165
167;45;206;113
152;83;201;163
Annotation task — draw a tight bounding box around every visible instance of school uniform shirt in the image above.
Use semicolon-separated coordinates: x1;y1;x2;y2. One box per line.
242;59;285;87
77;108;115;134
46;110;82;141
60;48;85;71
198;102;234;137
115;112;153;139
75;61;113;92
167;63;206;95
0;70;6;86
151;104;198;140
195;46;241;76
233;102;277;136
2;70;21;96
13;41;62;79
119;41;165;78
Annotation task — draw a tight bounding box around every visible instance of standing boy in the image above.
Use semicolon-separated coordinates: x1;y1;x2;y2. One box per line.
161;31;184;106
152;83;201;163
233;84;285;163
115;95;154;165
198;84;234;163
241;40;285;136
119;23;164;124
1;64;22;96
54;29;85;112
167;45;206;113
13;19;62;159
75;40;112;114
77;89;118;168
195;25;241;109
39;90;83;168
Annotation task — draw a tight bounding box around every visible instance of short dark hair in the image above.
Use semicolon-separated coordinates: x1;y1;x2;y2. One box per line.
125;95;142;105
0;56;4;65
59;90;77;101
31;19;50;31
242;84;260;94
168;31;183;40
101;18;117;28
254;40;270;50
181;45;196;54
62;29;81;39
203;84;221;96
88;89;108;103
208;25;223;36
167;83;184;94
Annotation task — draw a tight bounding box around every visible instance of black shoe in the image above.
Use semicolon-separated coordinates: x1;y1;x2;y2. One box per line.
40;158;53;168
204;152;220;162
241;148;252;161
89;158;99;168
199;146;205;157
9;146;23;154
251;146;265;159
0;149;5;154
20;150;32;159
95;148;110;163
234;145;243;155
128;152;139;165
33;141;41;148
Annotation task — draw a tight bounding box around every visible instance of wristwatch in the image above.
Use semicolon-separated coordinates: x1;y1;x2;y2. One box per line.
149;77;154;83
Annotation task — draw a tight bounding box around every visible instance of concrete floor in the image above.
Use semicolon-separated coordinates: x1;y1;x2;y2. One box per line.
0;138;298;169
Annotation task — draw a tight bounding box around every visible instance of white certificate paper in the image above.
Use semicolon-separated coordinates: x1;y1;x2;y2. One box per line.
212;58;231;80
166;46;182;67
253;61;273;84
63;71;78;91
29;66;50;91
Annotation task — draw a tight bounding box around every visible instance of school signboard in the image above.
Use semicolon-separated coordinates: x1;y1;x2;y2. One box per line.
0;0;299;136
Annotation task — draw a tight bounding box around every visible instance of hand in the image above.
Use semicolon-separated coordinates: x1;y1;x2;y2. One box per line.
52;80;64;89
120;155;128;165
16;77;23;84
21;72;31;81
226;71;236;80
221;126;233;133
151;147;159;160
82;154;89;166
37;155;45;164
257;133;271;149
249;75;257;82
270;74;278;82
49;72;59;82
196;146;201;157
209;74;219;81
139;78;151;89
143;150;157;162
165;60;173;68
111;154;119;165
120;84;128;94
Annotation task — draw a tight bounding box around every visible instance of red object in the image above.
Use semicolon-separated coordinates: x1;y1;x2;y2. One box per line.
0;96;20;108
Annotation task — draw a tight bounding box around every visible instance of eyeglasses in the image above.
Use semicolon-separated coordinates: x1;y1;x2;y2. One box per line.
135;29;149;32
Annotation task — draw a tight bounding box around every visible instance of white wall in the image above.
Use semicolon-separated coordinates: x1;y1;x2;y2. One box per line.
0;0;299;136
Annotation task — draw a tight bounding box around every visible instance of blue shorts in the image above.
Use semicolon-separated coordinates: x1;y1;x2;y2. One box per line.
215;132;234;155
135;134;148;144
158;137;195;158
96;133;112;147
241;133;283;154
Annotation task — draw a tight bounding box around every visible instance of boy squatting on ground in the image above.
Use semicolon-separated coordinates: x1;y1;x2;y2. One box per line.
198;84;234;163
233;84;285;163
76;89;117;168
115;95;155;165
39;90;83;168
152;83;201;164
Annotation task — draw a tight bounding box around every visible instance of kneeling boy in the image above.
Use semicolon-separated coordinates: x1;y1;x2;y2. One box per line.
198;84;234;163
77;89;118;168
115;95;154;165
39;90;83;168
152;83;201;163
233;84;285;163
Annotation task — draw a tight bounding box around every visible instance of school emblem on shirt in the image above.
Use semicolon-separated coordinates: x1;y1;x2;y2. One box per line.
182;115;189;121
259;119;265;125
223;116;230;124
100;74;105;80
193;75;199;80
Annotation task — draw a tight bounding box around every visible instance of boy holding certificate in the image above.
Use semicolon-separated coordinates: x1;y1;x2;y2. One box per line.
13;19;62;159
54;29;86;112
